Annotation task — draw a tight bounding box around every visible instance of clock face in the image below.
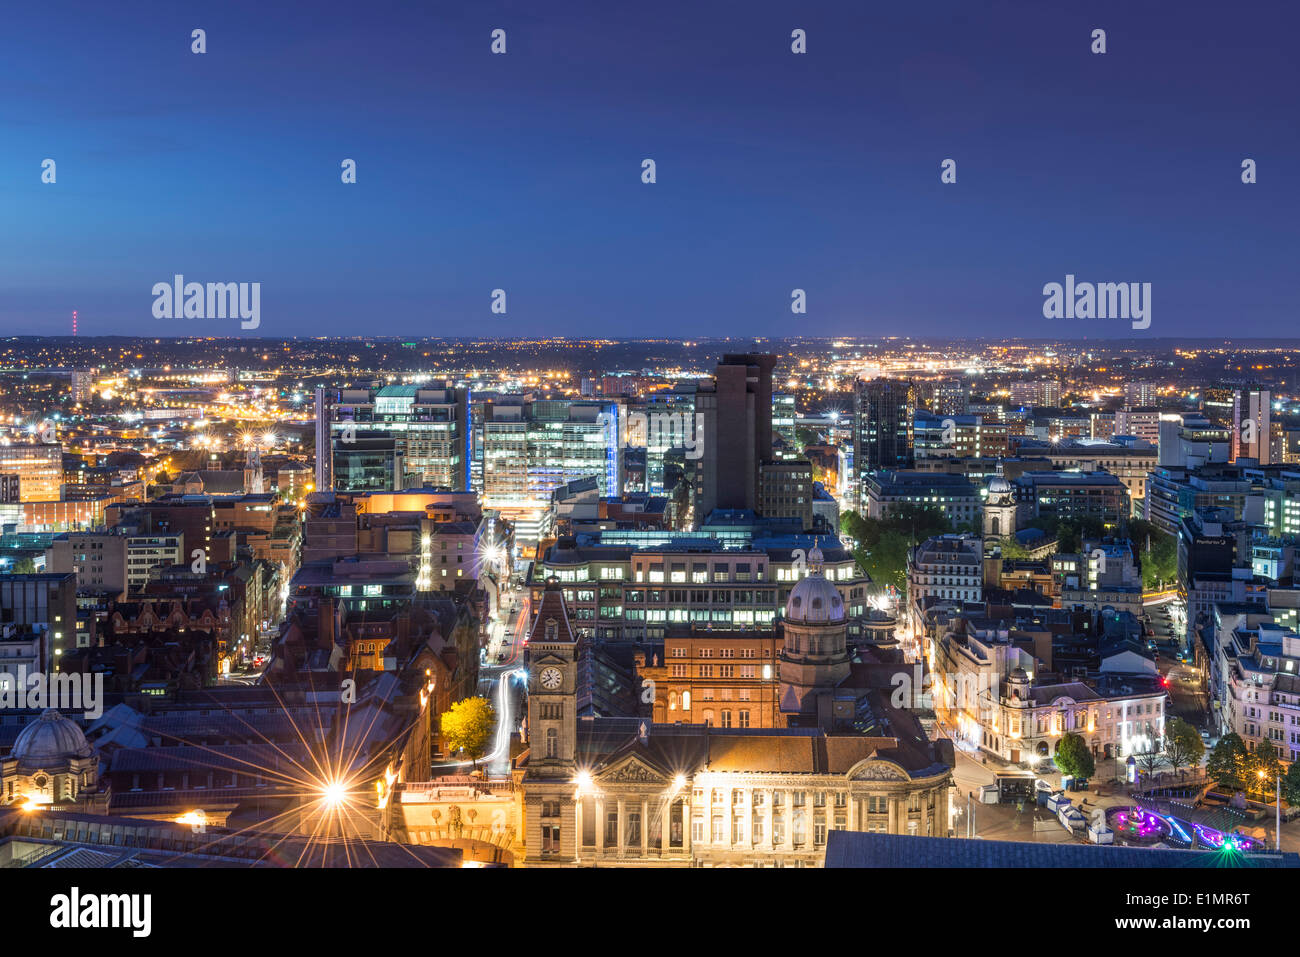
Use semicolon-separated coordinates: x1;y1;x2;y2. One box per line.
539;667;562;690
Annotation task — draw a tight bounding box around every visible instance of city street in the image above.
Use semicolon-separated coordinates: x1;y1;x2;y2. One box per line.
432;582;530;778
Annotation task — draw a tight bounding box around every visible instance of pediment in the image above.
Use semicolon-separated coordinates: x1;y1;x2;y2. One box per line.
847;758;909;782
598;755;667;785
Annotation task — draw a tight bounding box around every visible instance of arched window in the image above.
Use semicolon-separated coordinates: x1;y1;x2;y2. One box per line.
545;727;558;758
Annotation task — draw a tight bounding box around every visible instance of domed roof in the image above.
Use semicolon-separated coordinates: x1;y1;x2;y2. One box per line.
988;474;1013;496
11;709;93;768
784;547;846;624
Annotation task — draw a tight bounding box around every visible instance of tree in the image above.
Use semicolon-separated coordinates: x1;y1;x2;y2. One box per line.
1206;732;1250;790
1054;732;1095;781
1282;760;1300;807
1164;717;1205;773
998;540;1033;561
1130;519;1177;590
1247;740;1282;799
794;426;821;451
2;556;37;575
1135;750;1163;780
440;696;496;771
1026;516;1105;554
840;505;955;594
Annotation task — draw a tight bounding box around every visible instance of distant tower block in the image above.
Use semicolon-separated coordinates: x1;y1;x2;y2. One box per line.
314;386;334;492
72;310;78;336
244;441;265;495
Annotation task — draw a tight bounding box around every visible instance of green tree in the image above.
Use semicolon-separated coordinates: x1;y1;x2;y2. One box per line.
794;426;821;451
1247;740;1282;799
440;696;496;771
1282;760;1300;807
2;556;37;575
1206;732;1250;790
1130;519;1177;591
1164;718;1205;774
997;540;1033;560
1054;732;1096;781
841;505;954;594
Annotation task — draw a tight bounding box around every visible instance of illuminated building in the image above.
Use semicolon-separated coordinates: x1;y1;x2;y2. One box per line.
852;378;915;505
332;432;405;492
520;579;954;867
907;535;983;610
912;412;1008;460
0;574;77;664
771;392;798;457
1009;379;1061;408
1123;381;1158;407
314;385;334;492
1232;387;1272;464
932;619;1167;765
0;710;100;809
479;398;623;543
1016;438;1156;511
982;469;1017;540
862;471;980;527
0;444;63;503
326;385;469;491
1114;407;1163;445
1013;471;1129;530
757;460;814;529
641;386;699;494
531;525;872;643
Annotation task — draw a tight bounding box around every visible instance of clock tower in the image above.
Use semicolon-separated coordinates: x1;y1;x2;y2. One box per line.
521;578;581;864
526;580;579;777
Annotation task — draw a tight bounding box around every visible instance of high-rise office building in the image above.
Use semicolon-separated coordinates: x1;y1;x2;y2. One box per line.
1123;381;1158;407
1232;388;1272;464
852;377;915;508
1009;380;1061;409
314;386;334;492
922;377;969;416
693;353;776;521
641;385;699;494
1201;388;1236;429
70;370;95;403
322;385;469;491
772;392;798;457
478;397;623;542
1114;407;1162;445
333;433;406;493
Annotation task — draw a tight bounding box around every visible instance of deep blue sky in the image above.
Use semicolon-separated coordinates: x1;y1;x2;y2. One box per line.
1;0;1296;339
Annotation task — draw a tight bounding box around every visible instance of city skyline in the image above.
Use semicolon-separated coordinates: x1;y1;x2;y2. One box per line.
5;0;1300;921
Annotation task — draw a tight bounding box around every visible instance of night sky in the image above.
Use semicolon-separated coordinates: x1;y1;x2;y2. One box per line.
1;0;1296;339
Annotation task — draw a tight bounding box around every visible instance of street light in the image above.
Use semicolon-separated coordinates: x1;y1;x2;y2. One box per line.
1257;769;1282;852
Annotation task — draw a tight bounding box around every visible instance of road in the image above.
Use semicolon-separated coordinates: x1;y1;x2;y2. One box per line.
431;587;530;777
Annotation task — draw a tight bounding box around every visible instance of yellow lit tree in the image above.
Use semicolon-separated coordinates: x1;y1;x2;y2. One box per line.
440;697;496;771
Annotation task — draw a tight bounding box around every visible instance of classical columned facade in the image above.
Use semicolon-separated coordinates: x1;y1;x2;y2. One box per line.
524;751;951;868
